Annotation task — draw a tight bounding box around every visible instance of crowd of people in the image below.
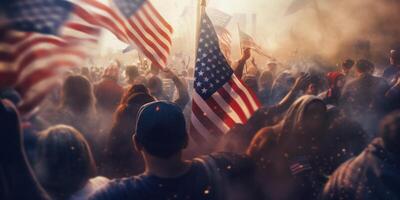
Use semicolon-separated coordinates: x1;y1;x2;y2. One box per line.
1;48;400;200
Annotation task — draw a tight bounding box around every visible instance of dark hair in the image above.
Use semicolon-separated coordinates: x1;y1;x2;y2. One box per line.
33;125;96;199
355;59;374;73
342;59;354;69
61;75;95;114
125;65;139;79
113;90;155;133
147;76;163;95
121;84;149;104
380;111;400;154
258;71;274;89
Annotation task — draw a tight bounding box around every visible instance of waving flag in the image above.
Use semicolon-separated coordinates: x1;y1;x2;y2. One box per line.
0;0;100;113
239;29;271;58
191;12;260;143
215;26;232;61
76;0;173;68
285;0;313;16
208;8;232;61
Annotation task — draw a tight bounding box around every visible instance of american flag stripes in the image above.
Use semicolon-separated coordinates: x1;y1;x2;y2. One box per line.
0;0;100;113
191;12;260;143
75;0;173;69
289;156;312;175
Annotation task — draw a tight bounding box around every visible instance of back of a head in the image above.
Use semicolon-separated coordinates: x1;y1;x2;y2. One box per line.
34;125;96;198
147;76;163;95
114;88;155;132
134;101;187;159
380;111;400;154
355;59;374;74
390;49;400;65
62;75;94;112
342;59;354;69
125;65;139;79
259;71;274;89
281;96;326;137
121;84;150;104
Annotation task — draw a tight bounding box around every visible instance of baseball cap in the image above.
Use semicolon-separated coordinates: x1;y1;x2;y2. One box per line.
134;101;187;158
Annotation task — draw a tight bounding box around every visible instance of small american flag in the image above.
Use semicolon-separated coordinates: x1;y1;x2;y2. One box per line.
75;0;173;69
206;7;232;61
215;26;232;61
289;156;312;175
0;0;100;113
190;12;260;143
239;29;271;58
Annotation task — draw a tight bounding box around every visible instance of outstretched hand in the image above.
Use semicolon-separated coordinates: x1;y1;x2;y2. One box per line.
0;100;23;160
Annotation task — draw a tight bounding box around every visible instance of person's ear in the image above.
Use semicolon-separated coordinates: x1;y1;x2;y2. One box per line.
132;135;143;152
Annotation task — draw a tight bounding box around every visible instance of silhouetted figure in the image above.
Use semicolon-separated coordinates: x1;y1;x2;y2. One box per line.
340;59;390;138
0;100;50;200
248;96;329;200
91;101;264;200
322;111;400;200
33;125;109;200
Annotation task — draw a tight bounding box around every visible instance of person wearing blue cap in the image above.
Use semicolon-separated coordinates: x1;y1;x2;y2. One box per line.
90;101;264;200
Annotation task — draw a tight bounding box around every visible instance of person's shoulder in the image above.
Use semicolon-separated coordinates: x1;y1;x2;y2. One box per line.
383;65;397;74
88;176;140;200
328;143;376;187
200;152;255;177
246;126;278;156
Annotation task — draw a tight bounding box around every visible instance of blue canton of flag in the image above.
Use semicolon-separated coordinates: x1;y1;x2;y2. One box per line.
4;0;73;35
114;0;146;18
194;13;233;99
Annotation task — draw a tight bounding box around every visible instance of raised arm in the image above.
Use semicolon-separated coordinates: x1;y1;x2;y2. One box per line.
234;48;251;79
164;68;190;109
270;73;311;114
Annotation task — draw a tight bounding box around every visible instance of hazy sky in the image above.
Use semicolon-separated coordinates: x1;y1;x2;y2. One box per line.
99;0;296;54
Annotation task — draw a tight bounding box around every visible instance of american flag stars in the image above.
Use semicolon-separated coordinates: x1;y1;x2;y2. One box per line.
6;0;73;34
194;14;233;99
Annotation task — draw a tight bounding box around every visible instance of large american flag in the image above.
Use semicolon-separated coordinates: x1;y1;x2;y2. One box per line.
190;12;260;143
75;0;173;68
0;0;100;113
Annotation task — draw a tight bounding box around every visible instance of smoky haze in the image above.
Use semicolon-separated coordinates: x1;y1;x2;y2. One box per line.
263;0;400;68
99;0;400;69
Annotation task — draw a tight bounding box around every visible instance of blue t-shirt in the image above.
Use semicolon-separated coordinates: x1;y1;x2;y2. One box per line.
90;153;254;200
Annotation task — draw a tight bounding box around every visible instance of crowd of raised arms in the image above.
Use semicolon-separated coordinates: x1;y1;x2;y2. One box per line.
2;48;400;200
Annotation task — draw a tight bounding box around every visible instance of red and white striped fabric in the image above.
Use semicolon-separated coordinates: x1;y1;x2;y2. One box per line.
0;5;100;113
191;75;261;142
73;0;173;69
190;12;260;144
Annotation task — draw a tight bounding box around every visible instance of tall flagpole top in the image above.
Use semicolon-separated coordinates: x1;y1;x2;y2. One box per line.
200;0;206;7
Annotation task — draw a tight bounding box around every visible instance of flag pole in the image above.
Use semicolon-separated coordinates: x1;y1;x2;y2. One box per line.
237;23;248;74
237;23;243;56
194;0;206;62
